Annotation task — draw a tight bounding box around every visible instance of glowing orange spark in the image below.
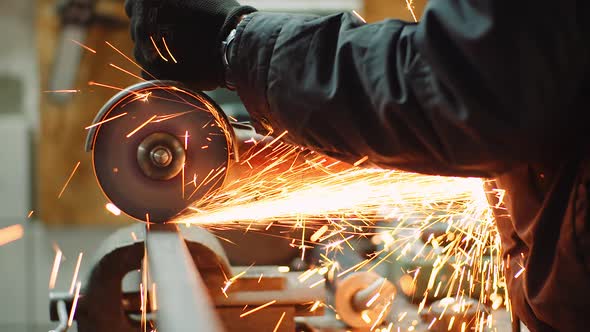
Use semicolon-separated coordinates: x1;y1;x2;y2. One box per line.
150;36;168;62
366;291;381;307
43;89;80;93
58;161;81;199
184;131;189;150
398;312;408;322
152;111;193;123
69;253;83;294
67;281;81;327
126;115;157;138
241;131;289;165
27;210;34;218
182;162;186;199
351;10;367;23
240;300;277;317
310;225;329;242
49;246;63;289
448;316;456;330
88;81;134;93
85;112;128;130
0;224;23;246
199;167;226;188
428;317;437;329
70;39;96;53
106;203;122;216
109;63;145;81
272;311;286;332
105;41;155;80
162;37;177;63
405;0;418;22
151;283;158;311
353;155;369;166
310;300;321;312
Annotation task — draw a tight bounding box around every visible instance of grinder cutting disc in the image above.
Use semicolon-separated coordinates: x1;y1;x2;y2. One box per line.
86;81;233;223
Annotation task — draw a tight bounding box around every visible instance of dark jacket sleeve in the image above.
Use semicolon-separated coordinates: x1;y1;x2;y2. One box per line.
230;1;589;177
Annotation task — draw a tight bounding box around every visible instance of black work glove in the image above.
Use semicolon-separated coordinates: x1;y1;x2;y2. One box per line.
125;0;256;90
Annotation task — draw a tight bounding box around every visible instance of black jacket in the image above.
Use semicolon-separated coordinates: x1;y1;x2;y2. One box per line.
229;1;590;330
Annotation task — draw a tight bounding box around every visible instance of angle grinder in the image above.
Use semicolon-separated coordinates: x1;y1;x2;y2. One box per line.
86;80;253;223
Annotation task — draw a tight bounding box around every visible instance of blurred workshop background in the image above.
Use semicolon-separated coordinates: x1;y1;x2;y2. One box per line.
0;0;463;331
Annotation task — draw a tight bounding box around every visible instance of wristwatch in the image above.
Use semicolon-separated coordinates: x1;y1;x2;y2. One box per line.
221;28;238;90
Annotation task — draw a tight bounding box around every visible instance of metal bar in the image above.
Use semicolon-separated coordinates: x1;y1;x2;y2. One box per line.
146;224;225;332
49;300;70;332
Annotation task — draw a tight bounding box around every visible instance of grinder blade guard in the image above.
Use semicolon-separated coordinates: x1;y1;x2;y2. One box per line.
85;80;237;223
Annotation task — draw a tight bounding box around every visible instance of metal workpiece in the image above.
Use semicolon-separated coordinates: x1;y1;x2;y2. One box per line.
351;275;396;313
146;224;224;332
49;223;329;332
334;272;396;329
49;223;232;332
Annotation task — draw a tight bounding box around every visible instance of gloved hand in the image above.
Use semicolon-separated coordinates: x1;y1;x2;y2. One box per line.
124;0;256;90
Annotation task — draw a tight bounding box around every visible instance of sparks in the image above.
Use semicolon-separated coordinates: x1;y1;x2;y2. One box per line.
353;155;369;167
272;311;286;332
239;300;277;317
105;203;122;216
170;134;502;331
184;130;189;150
240;131;288;165
514;267;525;279
105;41;155;80
67;281;82;327
351;10;367;23
69;253;84;294
88;80;127;92
109;63;145;81
43;89;80;93
70;39;96;53
58;161;81;199
126;115;157;138
85;112;128;130
0;224;24;246
405;0;418;22
150;36;168;62
49;246;63;289
162;37;177;63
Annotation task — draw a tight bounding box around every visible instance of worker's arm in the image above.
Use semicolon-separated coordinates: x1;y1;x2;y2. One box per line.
230;2;589;177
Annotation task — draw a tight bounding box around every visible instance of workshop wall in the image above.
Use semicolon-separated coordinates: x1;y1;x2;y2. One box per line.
0;0;36;330
37;0;136;226
363;0;427;22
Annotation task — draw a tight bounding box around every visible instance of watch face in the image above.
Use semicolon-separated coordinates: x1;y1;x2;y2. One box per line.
222;29;237;66
222;29;238;89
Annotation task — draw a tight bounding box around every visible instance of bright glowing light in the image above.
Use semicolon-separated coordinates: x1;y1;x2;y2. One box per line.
0;224;24;246
106;203;122;216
